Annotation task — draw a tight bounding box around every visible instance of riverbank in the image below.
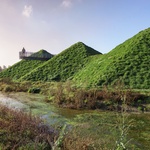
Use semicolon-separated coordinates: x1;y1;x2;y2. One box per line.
0;79;150;112
0;104;57;149
0;92;150;149
0;79;150;149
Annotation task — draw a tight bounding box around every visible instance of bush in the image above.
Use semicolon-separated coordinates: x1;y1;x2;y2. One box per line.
0;104;58;149
49;82;148;110
3;85;14;92
28;87;41;93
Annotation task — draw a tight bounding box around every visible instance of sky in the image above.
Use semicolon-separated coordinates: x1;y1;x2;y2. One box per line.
0;0;150;67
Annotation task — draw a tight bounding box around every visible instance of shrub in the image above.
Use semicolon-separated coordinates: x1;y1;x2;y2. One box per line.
28;87;41;94
0;104;58;149
3;85;14;92
50;82;148;110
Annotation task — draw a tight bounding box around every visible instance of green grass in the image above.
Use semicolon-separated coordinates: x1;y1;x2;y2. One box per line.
62;112;150;150
0;50;53;81
0;51;50;81
73;28;150;89
19;42;101;82
30;49;54;58
0;59;44;80
0;28;150;89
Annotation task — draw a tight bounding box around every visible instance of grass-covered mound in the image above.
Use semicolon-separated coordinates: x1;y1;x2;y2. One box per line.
0;60;44;80
74;28;150;89
0;49;52;80
20;42;101;82
30;49;54;60
1;28;150;89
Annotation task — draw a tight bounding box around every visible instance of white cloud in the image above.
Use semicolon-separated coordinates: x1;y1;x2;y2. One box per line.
61;0;73;8
22;5;33;18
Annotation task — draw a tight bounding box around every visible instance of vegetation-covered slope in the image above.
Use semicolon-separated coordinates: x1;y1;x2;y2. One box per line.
20;42;101;81
73;28;150;89
30;49;54;59
1;28;150;89
0;50;50;80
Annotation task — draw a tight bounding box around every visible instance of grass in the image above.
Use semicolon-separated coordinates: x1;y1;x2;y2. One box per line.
0;78;33;92
0;27;150;149
128;114;150;149
1;95;149;150
19;42;101;82
0;28;150;89
46;81;149;111
0;50;52;81
0;59;45;81
0;80;149;111
0;104;58;149
73;28;150;89
30;49;54;59
61;112;150;150
0;80;150;149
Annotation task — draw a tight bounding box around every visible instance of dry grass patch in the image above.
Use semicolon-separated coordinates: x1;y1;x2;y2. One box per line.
0;104;58;149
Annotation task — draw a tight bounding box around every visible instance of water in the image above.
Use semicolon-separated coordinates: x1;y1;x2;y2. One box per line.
0;93;28;110
0;92;91;126
0;92;150;149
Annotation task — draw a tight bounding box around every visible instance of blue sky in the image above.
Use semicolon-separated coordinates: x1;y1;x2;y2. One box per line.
0;0;150;67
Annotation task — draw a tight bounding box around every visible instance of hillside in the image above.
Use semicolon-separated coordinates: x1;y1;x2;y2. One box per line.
30;49;54;60
73;28;150;89
0;50;50;80
19;42;101;82
1;28;150;89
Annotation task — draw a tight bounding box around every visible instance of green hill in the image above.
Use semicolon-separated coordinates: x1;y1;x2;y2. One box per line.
19;42;101;82
0;50;50;80
30;49;54;60
1;28;150;89
73;28;150;89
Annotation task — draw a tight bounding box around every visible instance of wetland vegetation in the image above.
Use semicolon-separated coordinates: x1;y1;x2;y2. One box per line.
0;28;150;149
0;80;150;149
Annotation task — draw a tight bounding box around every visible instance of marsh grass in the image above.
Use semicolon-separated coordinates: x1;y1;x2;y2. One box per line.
48;81;148;111
61;113;118;150
0;80;149;112
0;80;150;149
0;104;58;149
61;111;150;150
114;102;135;150
60;87;147;150
0;78;30;92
